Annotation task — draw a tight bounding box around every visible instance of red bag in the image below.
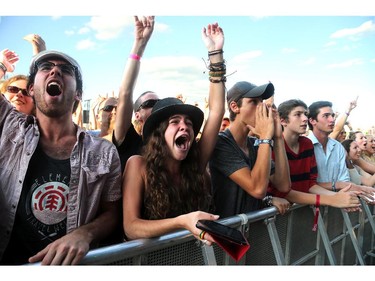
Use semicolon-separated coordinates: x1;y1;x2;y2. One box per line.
196;220;250;262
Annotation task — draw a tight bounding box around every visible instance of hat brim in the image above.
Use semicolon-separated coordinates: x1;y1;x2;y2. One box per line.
29;50;81;74
142;104;204;142
243;83;274;100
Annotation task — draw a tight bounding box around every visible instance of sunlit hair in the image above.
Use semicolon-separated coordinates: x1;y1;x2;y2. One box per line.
349;130;363;141
0;74;29;93
142;119;212;219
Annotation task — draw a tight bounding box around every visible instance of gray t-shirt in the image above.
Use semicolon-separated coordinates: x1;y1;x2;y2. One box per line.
209;129;268;218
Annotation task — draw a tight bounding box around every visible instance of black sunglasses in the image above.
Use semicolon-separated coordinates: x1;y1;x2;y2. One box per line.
7;86;30;97
136;99;160;112
101;105;117;112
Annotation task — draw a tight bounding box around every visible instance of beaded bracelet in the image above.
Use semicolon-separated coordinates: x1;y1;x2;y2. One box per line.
0;62;7;74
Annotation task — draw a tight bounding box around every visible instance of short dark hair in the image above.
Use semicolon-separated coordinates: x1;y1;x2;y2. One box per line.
307;101;332;130
277;99;307;121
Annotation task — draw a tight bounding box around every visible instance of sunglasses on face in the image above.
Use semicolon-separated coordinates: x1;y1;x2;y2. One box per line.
7;86;30;97
136;99;160;112
101;105;117;112
36;61;77;76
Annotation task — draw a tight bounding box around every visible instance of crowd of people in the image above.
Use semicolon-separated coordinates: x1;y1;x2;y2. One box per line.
1;16;375;266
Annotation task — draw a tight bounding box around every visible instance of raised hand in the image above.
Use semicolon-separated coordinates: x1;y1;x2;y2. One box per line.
23;34;47;55
0;49;19;72
202;22;224;52
134;16;155;44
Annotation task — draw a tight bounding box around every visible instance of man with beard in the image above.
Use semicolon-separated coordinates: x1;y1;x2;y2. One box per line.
0;48;121;265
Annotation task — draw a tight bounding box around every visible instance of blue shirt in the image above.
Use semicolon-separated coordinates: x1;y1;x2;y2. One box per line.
307;132;350;183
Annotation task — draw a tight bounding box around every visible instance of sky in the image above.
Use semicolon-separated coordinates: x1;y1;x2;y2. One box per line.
1;1;374;133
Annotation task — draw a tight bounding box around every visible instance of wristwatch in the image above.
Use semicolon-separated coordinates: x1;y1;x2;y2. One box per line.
254;139;274;148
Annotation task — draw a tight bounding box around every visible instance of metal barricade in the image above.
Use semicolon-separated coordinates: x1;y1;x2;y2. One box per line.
28;203;375;266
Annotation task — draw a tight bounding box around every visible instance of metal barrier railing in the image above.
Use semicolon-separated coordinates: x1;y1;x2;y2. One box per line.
28;203;375;265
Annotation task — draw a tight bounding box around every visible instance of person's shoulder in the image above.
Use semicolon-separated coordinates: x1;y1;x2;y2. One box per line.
127;155;146;169
299;135;313;146
328;137;342;146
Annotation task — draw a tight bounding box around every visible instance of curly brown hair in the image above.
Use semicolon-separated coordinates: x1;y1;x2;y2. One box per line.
142;119;212;219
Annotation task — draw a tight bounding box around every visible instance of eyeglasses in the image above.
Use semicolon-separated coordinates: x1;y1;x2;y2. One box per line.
101;105;117;112
136;99;160;112
7;86;30;97
36;61;77;76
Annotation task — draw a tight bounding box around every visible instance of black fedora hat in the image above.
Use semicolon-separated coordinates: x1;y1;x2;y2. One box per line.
142;97;204;142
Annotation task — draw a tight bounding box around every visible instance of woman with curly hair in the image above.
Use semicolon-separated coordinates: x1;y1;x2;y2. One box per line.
122;22;225;245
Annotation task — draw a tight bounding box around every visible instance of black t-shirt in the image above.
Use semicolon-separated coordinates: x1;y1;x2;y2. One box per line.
114;124;143;173
2;144;70;265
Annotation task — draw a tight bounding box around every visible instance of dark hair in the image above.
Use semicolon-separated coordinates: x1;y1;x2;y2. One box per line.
341;139;354;153
277;99;307;121
307;101;333;130
27;58;83;113
142;119;212;219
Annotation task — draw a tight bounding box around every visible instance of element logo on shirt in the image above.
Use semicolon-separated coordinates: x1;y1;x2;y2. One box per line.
31;181;69;225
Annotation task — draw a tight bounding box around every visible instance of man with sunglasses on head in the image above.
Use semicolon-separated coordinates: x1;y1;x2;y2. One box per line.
0;48;121;265
113;16;158;173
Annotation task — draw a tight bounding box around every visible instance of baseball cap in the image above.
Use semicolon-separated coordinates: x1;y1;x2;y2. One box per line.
227;81;274;103
29;50;82;76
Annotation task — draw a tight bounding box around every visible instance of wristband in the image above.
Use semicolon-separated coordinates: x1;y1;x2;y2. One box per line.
129;54;141;61
0;62;7;74
345;112;350;116
312;195;320;232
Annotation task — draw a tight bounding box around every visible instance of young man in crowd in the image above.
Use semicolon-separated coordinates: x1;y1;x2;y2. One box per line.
0;49;121;265
267;99;360;213
209;81;291;218
307;101;374;202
